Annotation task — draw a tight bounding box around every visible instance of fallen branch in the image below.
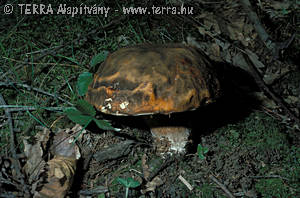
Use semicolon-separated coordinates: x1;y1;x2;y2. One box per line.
0;105;63;112
148;156;177;182
0;93;30;196
240;0;295;58
209;175;235;198
1;15;127;80
2;56;80;68
242;52;300;125
93;140;135;163
0;82;73;106
79;186;109;196
249;174;289;181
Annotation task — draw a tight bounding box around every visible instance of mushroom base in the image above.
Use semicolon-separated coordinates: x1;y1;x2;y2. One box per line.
150;126;190;154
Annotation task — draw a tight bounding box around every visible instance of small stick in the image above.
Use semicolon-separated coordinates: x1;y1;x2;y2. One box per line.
240;0;295;58
178;175;193;191
209;175;235;198
0;105;63;112
1;15;127;80
2;56;80;68
242;52;300;125
148;156;176;182
0;82;73;105
0;93;30;195
249;175;289;181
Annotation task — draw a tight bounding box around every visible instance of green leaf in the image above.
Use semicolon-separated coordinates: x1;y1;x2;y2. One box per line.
77;72;93;96
90;51;109;69
76;99;96;116
197;144;208;160
93;118;116;131
116;177;140;188
117;177;128;187
127;177;140;188
64;107;93;126
97;194;105;198
203;147;209;154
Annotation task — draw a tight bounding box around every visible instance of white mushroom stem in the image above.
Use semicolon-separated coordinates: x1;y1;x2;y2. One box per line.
150;126;190;153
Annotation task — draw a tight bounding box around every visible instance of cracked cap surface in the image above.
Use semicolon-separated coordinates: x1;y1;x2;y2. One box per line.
86;44;220;116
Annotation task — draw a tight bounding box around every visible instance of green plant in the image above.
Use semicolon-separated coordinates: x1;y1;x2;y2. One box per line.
197;144;209;160
116;177;140;198
89;51;109;70
219;112;288;154
97;193;105;198
255;178;293;198
64;52;118;132
64;99;117;131
76;72;93;97
198;183;215;198
77;51;109;97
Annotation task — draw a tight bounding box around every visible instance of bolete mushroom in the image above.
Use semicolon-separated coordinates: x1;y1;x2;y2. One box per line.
86;44;220;154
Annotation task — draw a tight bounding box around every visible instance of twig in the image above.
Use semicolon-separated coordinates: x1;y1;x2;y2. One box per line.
0;105;63;112
1;15;127;80
249;175;289;181
0;44;64;80
93;140;135;163
0;93;30;195
178;175;193;191
25;46;66;55
148;156;177;182
240;0;275;49
0;192;16;198
79;186;109;196
0;176;16;186
240;0;295;58
242;52;300;125
0;82;73;106
209;175;235;198
2;56;80;68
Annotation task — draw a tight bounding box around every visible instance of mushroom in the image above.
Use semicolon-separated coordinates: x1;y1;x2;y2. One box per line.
86;44;220;154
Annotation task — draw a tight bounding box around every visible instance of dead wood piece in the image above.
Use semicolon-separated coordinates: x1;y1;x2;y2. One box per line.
79;186;109;196
249;175;289;181
147;156;176;183
242;52;300;126
178;175;193;191
33;127;80;198
33;156;77;198
140;154;164;194
0;105;63;112
209;175;235;198
0;93;30;196
93;140;135;163
240;0;295;58
0;82;72;106
1;15;127;80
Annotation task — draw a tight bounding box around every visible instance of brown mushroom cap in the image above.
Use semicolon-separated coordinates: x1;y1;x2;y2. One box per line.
86;44;220;116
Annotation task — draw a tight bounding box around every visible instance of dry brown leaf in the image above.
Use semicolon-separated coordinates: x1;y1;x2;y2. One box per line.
245;49;265;69
33;155;77;198
23;128;50;183
232;52;251;73
263;66;291;85
141;154;150;181
196;12;220;37
144;176;163;193
268;1;292;10
140;154;164;194
210;43;221;59
28;126;80;198
52;128;80;159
